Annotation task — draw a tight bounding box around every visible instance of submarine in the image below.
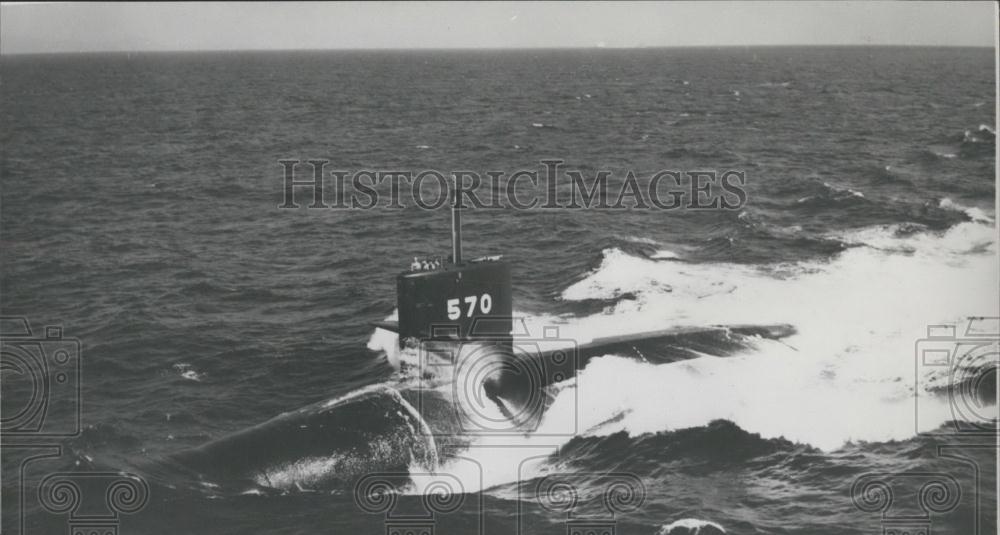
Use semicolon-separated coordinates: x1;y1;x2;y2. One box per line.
171;184;796;492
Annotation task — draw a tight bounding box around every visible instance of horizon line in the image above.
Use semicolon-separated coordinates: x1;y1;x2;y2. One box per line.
2;43;995;57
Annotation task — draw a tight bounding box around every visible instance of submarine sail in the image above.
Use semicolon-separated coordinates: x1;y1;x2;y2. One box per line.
393;182;513;348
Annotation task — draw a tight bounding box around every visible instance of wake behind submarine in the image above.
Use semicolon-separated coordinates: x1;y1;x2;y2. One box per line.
172;188;796;492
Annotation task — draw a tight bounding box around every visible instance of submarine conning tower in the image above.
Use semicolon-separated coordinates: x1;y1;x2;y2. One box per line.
394;183;513;349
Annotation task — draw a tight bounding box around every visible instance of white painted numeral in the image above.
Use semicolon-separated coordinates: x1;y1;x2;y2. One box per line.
447;298;461;320
446;293;494;318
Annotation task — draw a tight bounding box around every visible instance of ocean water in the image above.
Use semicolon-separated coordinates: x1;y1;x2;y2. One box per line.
1;47;997;535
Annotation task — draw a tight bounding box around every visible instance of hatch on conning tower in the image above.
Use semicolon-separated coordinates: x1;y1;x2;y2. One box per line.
392;181;513;348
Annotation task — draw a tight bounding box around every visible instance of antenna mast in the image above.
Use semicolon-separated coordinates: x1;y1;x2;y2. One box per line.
450;178;462;265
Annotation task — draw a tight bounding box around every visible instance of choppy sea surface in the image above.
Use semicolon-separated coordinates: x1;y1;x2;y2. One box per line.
1;47;997;535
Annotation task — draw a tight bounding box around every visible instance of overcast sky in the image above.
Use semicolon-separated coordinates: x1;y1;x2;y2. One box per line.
1;1;995;55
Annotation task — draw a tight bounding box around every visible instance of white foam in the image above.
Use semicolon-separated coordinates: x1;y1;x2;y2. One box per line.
651;249;681;259
621;235;659;245
255;455;345;490
939;197;995;224
548;221;999;448
367;311;401;368
173;363;204;382
659;518;726;534
320;383;393;409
